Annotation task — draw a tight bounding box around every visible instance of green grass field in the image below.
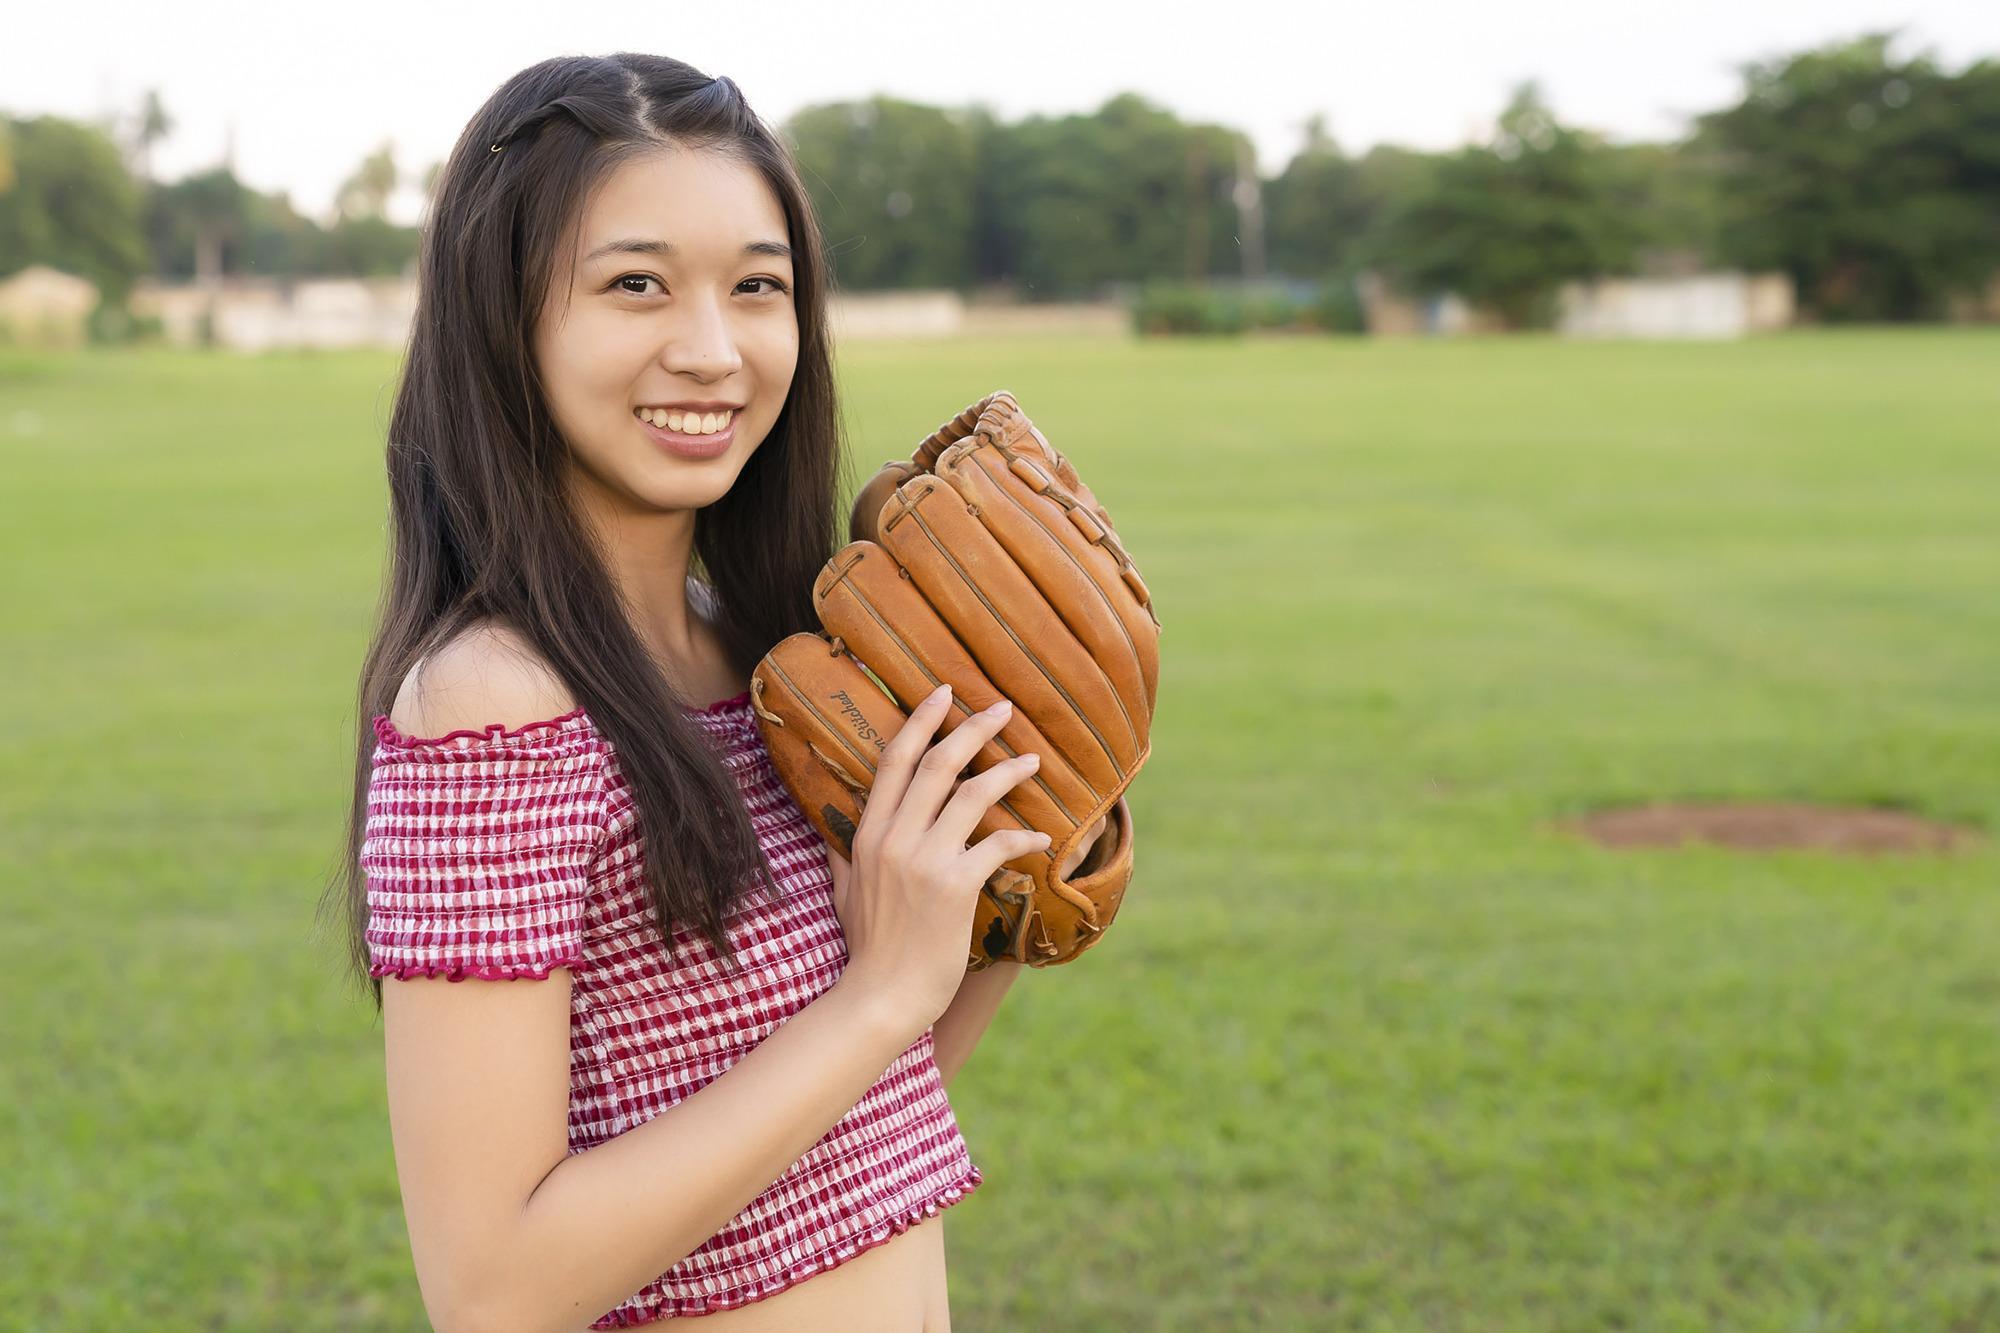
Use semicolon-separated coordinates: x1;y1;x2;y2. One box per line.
3;329;1997;1331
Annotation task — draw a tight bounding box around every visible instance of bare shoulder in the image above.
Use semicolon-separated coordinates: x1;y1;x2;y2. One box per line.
389;619;578;738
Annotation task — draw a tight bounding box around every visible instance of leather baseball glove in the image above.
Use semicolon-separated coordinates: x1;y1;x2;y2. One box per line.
748;390;1161;970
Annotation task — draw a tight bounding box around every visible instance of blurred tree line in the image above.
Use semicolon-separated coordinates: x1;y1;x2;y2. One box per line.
1;30;1994;333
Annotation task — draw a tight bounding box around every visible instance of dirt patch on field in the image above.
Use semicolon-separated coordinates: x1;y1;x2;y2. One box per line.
1559;801;1982;855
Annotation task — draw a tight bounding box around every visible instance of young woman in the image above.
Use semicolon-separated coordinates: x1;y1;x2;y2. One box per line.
324;55;1067;1329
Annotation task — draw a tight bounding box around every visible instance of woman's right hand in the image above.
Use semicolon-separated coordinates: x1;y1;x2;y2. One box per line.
827;683;1050;1036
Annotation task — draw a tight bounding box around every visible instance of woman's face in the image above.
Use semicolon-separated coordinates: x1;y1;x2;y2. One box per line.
533;145;799;515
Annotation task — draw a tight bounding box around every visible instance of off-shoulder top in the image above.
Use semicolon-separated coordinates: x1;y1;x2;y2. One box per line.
359;691;982;1323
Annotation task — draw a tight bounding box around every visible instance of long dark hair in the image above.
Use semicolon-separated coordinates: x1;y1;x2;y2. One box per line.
315;53;846;1015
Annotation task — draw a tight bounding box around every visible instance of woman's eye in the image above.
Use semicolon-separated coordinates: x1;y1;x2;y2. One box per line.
613;275;790;297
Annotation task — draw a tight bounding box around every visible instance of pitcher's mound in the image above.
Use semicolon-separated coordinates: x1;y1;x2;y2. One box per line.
1560;801;1981;855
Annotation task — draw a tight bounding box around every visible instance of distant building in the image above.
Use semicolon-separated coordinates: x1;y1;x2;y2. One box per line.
1355;268;1795;339
1557;273;1794;339
129;275;418;351
1946;272;2000;323
0;265;100;348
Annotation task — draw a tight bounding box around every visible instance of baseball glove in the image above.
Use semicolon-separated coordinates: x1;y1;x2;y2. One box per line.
748;390;1161;970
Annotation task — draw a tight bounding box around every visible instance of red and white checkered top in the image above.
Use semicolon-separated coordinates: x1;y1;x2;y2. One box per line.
360;689;982;1324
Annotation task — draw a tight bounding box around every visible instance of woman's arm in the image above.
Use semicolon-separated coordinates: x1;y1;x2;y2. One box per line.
386;952;914;1333
514;976;911;1330
927;811;1107;1086
930;960;1023;1088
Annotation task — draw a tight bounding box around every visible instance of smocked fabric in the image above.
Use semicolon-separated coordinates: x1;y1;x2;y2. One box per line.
361;691;982;1322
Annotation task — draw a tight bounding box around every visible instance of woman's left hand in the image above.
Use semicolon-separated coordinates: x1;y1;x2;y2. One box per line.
1059;815;1107;879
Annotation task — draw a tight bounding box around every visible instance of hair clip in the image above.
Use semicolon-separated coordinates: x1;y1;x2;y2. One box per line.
489;141;505;153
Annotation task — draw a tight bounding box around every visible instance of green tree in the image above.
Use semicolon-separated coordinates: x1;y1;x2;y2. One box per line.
335;141;399;223
143;166;253;283
976;108;1120;298
1374;82;1645;327
317;214;417;278
1597;140;1726;268
129;89;174;185
0;114;149;301
785;96;979;291
1180;118;1254;281
1266;121;1434;282
1696;32;2000;320
967;94;1244;300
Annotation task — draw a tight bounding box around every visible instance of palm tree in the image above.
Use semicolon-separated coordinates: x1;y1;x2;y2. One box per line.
335;143;399;222
132;89;173;185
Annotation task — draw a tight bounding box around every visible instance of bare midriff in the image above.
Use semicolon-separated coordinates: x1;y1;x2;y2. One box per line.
593;1214;950;1332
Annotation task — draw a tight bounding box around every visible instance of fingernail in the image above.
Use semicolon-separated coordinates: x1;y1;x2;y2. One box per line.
930;684;951;703
988;700;1011;717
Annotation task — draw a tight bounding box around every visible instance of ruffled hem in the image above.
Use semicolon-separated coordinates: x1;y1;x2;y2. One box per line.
367;957;583;982
371;707;592;750
370;691;751;750
587;1165;985;1324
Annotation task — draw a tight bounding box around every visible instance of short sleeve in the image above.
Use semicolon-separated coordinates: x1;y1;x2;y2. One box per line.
361;708;608;982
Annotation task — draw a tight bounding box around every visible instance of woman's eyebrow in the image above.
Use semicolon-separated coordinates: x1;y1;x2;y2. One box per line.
583;237;793;263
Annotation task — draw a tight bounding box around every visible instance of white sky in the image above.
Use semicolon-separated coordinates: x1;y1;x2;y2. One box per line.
7;0;1998;229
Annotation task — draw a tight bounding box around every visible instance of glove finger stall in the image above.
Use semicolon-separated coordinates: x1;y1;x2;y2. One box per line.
933;433;1156;749
813;541;1094;834
877;475;1135;794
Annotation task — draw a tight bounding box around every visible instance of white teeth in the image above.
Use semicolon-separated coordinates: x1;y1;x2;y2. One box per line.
637;407;733;434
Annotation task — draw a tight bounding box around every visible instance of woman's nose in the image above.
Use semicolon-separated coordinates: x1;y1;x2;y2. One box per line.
661;297;743;376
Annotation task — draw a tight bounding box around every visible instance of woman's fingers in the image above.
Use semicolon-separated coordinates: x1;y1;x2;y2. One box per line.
854;685;1037;885
934;751;1045;854
860;683;955;836
893;698;1016;839
969;827;1058;880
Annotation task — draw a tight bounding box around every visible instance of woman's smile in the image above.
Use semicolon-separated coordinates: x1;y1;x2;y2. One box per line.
636;406;737;458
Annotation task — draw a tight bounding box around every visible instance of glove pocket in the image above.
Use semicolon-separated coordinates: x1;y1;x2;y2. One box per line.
1039;791;1136;966
968;793;1135;970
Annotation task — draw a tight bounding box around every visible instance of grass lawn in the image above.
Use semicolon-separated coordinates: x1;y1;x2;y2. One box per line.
3;328;1996;1330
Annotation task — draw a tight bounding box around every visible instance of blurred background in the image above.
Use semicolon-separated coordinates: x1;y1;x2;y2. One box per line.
3;2;1997;1329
